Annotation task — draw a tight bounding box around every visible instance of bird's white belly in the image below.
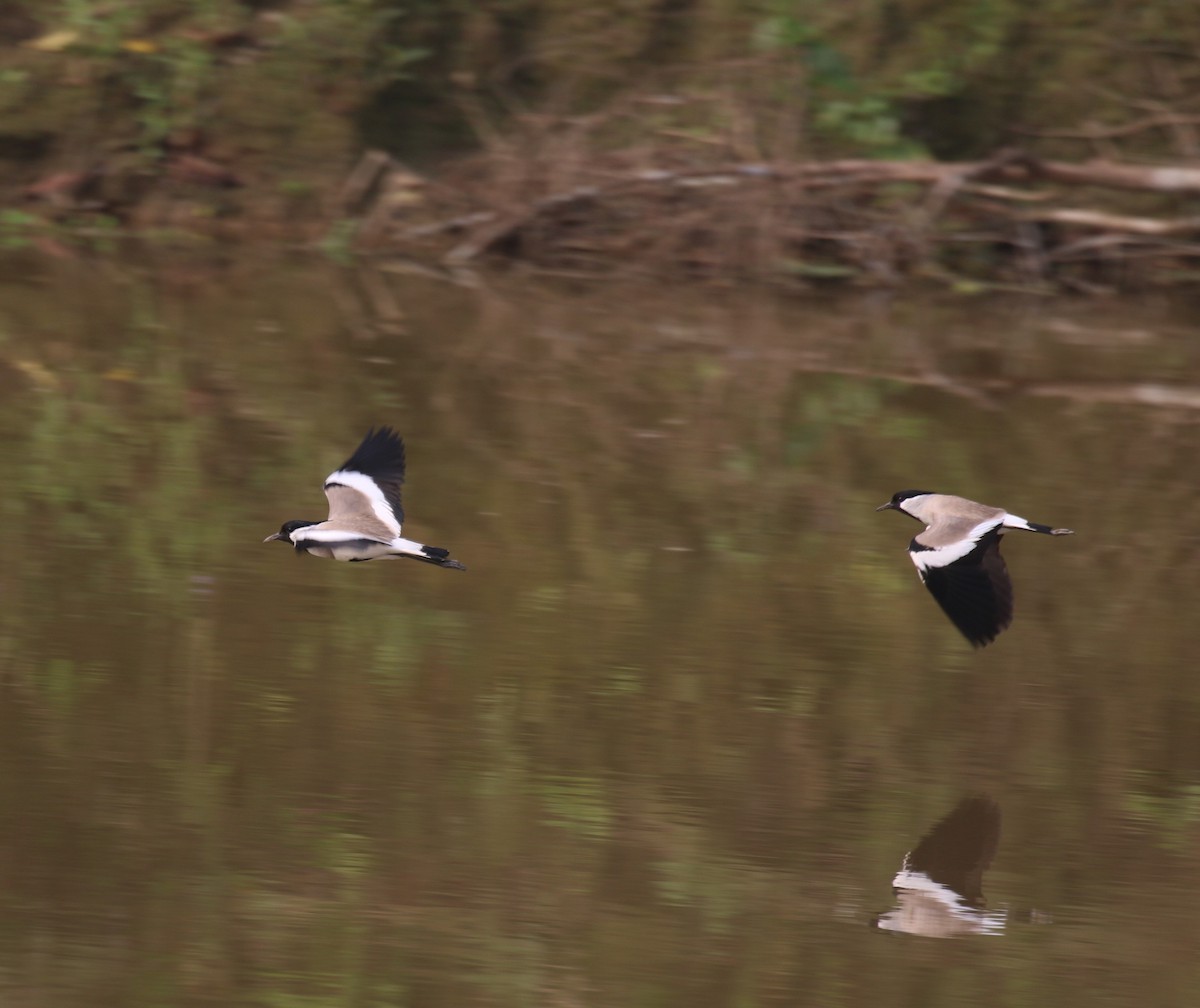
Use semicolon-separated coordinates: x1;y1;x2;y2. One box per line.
294;535;397;562
331;541;397;561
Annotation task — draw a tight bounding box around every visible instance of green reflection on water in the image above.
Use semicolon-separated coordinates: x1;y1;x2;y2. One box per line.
1;254;1199;1005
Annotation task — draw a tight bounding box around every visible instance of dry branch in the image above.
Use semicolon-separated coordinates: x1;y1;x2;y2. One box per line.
1020;207;1200;235
338;150;394;214
1012;114;1200;141
1017;158;1200;192
349;147;1200;289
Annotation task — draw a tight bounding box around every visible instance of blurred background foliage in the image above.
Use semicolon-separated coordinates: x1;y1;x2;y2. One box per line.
2;0;1200;196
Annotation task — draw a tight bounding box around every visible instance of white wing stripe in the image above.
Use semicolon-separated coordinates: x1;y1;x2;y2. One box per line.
325;469;400;535
909;517;1000;572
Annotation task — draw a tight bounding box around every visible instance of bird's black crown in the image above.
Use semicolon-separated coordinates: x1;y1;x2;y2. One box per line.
888;489;935;506
267;519;318;540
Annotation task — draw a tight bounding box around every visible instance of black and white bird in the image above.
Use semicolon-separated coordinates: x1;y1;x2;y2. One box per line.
264;427;466;569
876;490;1072;647
872;796;1004;938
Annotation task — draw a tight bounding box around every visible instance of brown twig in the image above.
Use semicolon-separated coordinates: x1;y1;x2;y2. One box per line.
1011;114;1200;141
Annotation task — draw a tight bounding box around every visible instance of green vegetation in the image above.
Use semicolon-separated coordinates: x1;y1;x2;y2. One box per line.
0;207;41;247
2;2;1200;288
2;1;1199;191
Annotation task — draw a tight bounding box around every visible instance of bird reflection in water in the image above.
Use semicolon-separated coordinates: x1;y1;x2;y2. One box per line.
873;795;1005;937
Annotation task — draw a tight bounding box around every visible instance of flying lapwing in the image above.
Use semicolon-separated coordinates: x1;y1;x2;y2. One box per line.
265;427;466;569
876;490;1072;646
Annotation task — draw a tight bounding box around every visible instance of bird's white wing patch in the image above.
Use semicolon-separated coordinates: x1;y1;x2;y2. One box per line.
290;526;391;545
324;469;401;536
909;517;1001;573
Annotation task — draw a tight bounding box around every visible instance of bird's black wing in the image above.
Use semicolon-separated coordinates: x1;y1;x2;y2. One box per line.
915;528;1014;647
326;427;406;526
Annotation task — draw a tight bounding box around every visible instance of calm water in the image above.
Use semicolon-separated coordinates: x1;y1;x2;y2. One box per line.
1;252;1199;1006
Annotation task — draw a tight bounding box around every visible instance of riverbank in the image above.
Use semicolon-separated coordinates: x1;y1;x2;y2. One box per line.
5;1;1200;291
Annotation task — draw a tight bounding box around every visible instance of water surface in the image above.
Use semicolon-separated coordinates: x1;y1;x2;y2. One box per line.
1;253;1198;1006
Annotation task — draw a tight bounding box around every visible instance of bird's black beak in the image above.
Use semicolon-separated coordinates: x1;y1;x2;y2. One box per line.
875;501;897;512
263;532;286;543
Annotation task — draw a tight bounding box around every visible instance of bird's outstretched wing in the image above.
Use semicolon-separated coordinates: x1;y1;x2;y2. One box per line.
911;525;1014;647
322;427;406;539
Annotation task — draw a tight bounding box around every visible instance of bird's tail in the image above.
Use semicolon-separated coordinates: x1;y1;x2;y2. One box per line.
1028;522;1074;536
392;538;467;570
417;544;467;570
1003;515;1074;536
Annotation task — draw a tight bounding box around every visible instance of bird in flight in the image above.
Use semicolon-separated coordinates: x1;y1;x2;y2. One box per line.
265;427;466;569
876;490;1071;646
